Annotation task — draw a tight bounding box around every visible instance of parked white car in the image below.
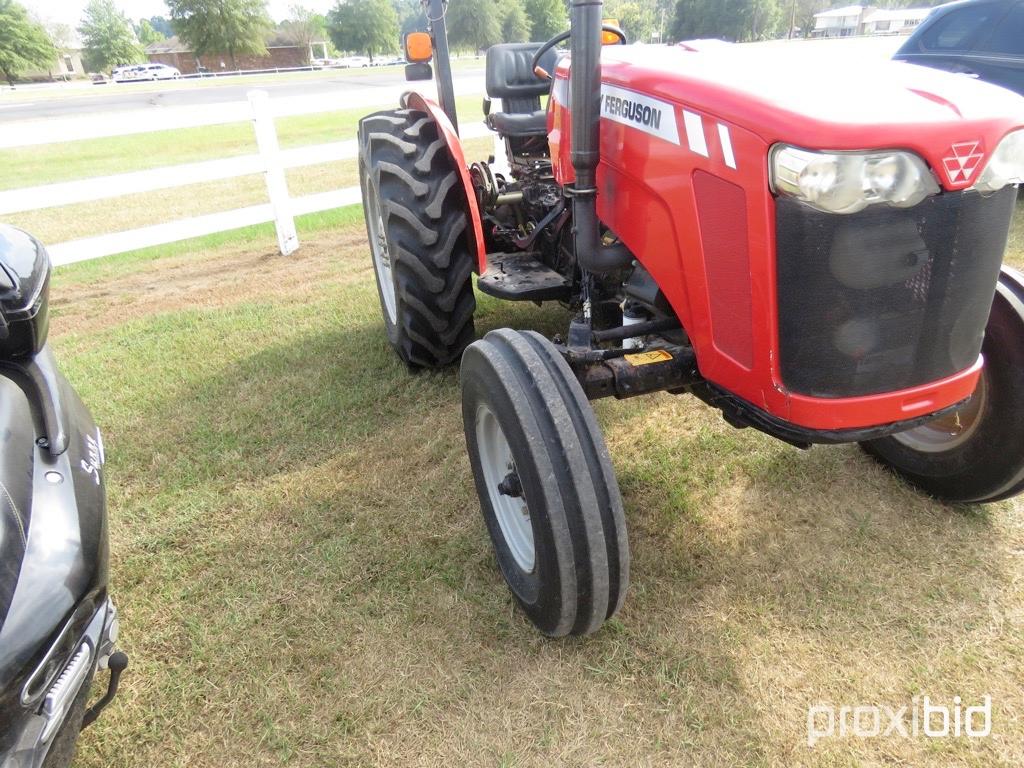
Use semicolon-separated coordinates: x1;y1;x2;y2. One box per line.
337;56;371;68
112;63;181;82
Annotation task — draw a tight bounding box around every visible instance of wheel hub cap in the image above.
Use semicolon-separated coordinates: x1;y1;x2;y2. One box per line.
892;371;988;453
366;188;397;324
475;405;535;572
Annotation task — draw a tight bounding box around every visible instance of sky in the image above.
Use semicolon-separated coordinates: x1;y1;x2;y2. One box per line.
24;0;338;28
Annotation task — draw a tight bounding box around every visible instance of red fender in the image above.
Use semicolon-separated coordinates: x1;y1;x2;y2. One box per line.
400;91;488;273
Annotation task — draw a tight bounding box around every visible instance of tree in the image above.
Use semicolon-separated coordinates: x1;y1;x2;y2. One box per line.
147;15;175;37
606;0;656;42
44;21;74;79
0;0;54;85
745;0;782;40
394;0;427;37
446;0;500;51
280;5;327;47
135;19;166;46
167;0;273;69
78;0;142;73
501;0;531;43
523;0;566;41
327;0;398;62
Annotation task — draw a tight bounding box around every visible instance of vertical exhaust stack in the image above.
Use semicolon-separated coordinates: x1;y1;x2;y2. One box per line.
569;0;631;273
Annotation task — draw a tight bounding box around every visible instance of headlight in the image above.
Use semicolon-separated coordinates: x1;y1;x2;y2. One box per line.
974;129;1024;193
770;145;939;214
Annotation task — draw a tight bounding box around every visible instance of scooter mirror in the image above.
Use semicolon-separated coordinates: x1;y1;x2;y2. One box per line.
0;225;50;360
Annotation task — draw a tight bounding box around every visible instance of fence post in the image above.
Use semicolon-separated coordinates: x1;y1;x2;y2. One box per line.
248;89;298;255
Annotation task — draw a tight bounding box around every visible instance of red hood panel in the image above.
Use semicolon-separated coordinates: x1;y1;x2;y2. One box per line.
592;45;1024;191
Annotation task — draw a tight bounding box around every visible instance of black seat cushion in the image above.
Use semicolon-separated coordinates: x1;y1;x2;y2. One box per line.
485;43;558;100
487;110;548;136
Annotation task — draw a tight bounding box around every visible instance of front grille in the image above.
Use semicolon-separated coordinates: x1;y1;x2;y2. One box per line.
775;187;1016;398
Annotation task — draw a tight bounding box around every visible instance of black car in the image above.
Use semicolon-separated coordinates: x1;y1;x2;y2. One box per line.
894;0;1024;97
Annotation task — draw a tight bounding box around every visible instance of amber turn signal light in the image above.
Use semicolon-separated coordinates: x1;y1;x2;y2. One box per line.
404;32;432;63
601;19;621;45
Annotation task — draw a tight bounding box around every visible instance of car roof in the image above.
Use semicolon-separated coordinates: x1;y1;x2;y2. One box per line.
895;0;1020;55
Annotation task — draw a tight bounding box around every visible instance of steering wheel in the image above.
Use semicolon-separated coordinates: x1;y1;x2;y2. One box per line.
531;24;627;80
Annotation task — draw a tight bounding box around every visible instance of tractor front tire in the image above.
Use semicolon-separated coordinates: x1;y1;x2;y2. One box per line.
860;266;1024;504
358;109;476;368
461;329;630;636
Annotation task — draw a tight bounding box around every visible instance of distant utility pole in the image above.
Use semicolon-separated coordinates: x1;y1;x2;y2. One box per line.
788;0;797;39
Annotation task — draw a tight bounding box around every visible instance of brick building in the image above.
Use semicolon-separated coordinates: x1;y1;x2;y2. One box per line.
145;36;327;74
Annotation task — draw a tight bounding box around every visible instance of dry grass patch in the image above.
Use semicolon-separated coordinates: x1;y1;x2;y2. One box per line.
52;202;1024;768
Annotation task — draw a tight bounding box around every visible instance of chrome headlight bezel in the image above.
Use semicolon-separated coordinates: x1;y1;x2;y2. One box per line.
770;144;940;215
974;128;1024;193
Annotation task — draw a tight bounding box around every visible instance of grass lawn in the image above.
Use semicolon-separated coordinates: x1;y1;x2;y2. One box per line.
1;93;492;244
0;94;487;191
51;202;1024;767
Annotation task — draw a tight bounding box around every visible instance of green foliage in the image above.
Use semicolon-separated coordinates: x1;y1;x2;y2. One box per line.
136;18;166;46
501;0;532;43
147;15;175;37
394;0;427;36
46;22;74;52
523;0;567;41
671;0;782;42
606;0;656;43
446;0;501;51
77;0;143;74
0;0;54;84
167;0;273;67
279;4;328;61
327;0;399;61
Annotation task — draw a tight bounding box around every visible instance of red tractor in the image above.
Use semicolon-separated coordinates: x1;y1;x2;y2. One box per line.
358;0;1024;636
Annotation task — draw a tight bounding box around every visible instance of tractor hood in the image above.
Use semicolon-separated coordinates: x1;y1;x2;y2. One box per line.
592;44;1024;191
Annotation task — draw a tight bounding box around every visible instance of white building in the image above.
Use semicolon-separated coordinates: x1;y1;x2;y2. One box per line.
861;8;931;35
813;5;866;37
812;5;932;38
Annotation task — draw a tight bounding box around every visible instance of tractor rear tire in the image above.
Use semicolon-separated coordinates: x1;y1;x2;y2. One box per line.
860;266;1024;504
461;329;629;636
358;108;476;368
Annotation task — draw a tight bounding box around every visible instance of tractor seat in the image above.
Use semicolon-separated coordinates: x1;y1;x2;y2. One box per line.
485;43;558;137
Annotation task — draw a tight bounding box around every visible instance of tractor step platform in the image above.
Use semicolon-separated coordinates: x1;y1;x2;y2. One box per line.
477;252;570;302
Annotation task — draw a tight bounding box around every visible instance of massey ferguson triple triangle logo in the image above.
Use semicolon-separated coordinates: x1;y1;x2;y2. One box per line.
942;141;985;184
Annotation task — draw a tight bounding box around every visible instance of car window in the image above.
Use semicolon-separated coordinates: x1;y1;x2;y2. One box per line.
919;4;1001;51
976;2;1024;55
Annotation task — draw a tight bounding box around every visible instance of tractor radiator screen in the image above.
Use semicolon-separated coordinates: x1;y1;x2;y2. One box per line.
774;187;1016;398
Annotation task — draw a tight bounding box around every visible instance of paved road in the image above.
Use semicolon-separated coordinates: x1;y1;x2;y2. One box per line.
0;37;902;124
0;67;486;123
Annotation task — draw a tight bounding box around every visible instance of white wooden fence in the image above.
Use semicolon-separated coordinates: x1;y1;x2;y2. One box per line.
1;77;488;267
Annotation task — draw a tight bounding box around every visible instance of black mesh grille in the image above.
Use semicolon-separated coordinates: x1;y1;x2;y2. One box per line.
775;188;1016;398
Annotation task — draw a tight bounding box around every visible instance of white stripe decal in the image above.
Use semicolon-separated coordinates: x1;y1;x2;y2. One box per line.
717;123;736;169
682;110;708;157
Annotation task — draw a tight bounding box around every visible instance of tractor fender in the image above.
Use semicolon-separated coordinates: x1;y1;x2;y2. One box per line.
400;91;487;273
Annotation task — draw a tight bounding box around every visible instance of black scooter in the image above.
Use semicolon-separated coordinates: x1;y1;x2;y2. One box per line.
0;225;126;768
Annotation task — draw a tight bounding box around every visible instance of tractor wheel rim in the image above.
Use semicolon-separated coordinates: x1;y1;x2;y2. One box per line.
365;187;397;324
892;370;988;453
475;404;535;572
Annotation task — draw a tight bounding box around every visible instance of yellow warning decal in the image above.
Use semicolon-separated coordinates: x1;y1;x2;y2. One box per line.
623;349;673;366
